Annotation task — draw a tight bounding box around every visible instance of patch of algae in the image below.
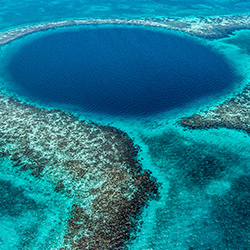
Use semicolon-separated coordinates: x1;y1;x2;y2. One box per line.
0;92;159;249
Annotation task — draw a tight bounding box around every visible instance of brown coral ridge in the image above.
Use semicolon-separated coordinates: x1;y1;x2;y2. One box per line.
65;170;157;250
0;93;159;249
180;84;250;134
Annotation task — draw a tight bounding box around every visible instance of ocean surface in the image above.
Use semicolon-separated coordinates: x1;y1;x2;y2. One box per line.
1;1;250;250
1;0;250;31
5;26;238;117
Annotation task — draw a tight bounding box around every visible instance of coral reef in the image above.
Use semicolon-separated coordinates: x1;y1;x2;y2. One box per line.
1;14;249;248
0;92;158;249
1;14;250;46
180;84;250;134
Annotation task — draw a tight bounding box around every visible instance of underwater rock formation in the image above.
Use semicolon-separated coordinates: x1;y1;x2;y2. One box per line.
0;92;158;249
180;84;250;133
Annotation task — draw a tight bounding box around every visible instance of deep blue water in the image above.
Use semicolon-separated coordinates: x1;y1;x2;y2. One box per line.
7;27;238;117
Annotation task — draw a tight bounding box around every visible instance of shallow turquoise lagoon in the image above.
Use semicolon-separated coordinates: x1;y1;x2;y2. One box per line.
0;24;249;249
0;159;71;250
1;1;250;250
1;0;250;31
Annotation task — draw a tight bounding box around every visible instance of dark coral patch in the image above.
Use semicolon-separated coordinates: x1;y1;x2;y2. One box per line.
0;92;159;249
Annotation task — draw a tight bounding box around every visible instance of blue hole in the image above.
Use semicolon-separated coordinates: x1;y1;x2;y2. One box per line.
7;27;239;117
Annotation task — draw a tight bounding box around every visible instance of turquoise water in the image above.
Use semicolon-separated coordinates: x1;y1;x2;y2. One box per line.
123;125;250;250
1;0;250;31
1;1;250;250
0;159;71;250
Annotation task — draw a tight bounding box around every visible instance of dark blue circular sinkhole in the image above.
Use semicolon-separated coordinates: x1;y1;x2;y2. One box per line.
8;27;238;117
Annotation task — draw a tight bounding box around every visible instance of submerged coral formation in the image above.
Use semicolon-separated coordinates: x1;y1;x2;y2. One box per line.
180;84;250;134
1;14;250;46
1;14;250;249
141;129;250;249
0;92;158;249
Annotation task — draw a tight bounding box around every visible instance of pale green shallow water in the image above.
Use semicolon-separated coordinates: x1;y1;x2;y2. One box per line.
1;1;250;249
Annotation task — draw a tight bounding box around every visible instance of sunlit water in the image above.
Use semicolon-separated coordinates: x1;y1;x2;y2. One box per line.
1;0;250;31
1;1;250;250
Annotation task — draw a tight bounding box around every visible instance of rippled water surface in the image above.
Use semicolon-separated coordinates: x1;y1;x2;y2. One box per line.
6;27;239;117
1;1;250;250
1;0;250;31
